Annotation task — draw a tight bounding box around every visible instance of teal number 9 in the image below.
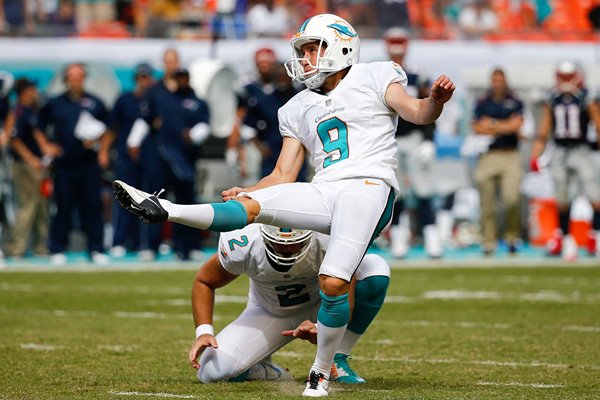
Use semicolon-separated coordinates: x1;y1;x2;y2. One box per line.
317;117;349;168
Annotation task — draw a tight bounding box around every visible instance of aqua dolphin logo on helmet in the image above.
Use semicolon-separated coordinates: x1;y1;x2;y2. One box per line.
285;14;360;90
327;23;357;39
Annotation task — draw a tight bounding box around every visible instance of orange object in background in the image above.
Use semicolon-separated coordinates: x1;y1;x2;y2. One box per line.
570;220;592;246
528;198;559;246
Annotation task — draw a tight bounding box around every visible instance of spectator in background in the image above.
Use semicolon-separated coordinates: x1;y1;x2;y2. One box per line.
384;27;442;259
458;0;498;39
5;79;60;258
472;68;524;256
376;0;410;32
246;0;290;38
210;0;247;40
74;0;116;32
108;62;155;257
38;63;112;265
531;62;600;261
46;0;77;36
0;0;35;35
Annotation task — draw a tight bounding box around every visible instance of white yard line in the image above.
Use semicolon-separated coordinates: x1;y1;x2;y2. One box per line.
109;391;196;398
20;343;65;351
477;381;565;388
275;351;600;370
147;295;247;306
0;306;231;321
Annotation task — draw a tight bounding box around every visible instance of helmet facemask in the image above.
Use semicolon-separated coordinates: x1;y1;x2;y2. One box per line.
260;225;313;271
284;14;360;90
284;38;338;90
555;61;583;94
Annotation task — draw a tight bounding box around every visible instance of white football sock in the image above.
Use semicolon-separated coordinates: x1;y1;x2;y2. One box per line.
336;330;361;356
311;322;347;378
158;199;215;230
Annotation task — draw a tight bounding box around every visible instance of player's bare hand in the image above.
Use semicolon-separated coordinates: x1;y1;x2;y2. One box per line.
189;335;218;370
42;142;63;158
282;320;317;345
222;187;244;202
430;75;455;105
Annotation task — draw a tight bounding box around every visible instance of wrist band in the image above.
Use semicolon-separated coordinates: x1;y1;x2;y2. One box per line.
195;324;214;339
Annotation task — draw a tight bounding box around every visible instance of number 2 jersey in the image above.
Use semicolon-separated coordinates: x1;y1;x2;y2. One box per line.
217;225;327;317
278;61;408;192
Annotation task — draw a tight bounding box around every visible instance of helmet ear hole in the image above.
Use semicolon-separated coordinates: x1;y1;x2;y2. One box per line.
342;48;349;56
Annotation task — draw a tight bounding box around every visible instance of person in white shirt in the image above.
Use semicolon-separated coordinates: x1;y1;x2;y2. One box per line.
114;13;454;397
190;225;390;385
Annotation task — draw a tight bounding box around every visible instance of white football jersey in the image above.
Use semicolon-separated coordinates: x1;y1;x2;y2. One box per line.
278;61;407;192
218;225;327;317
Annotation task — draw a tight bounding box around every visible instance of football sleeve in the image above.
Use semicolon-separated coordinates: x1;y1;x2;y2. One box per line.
278;105;300;140
217;232;250;275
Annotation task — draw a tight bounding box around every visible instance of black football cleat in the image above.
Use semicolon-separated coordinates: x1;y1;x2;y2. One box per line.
113;180;168;224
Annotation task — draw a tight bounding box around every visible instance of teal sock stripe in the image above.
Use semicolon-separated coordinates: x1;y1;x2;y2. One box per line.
348;276;390;334
208;201;248;232
317;292;350;328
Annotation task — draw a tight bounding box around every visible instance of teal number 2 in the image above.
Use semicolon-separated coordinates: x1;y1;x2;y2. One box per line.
317;117;349;168
228;235;249;251
274;284;310;307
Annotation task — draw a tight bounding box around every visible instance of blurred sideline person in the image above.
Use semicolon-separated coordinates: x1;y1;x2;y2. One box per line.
38;63;112;265
108;62;155;257
383;27;442;259
114;13;454;397
127;49;210;260
189;225;390;384
531;61;600;261
226;47;279;183
5;79;54;258
472;68;524;256
0;72;13;267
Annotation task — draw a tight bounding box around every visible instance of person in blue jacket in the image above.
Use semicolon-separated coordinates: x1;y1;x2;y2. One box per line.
38;63;112;265
108;63;155;257
127;49;210;260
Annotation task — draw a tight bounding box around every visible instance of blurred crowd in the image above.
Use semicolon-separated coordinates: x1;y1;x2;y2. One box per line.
0;26;600;267
1;0;599;40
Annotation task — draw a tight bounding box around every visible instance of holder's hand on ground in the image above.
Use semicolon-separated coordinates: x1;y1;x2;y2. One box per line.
189;335;218;370
222;187;245;202
430;75;455;105
282;320;317;345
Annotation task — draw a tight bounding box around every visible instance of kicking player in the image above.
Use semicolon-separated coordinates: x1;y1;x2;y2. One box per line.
190;224;390;384
114;13;454;397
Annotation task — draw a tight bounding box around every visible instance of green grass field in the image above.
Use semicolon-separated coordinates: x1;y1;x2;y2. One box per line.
1;265;599;399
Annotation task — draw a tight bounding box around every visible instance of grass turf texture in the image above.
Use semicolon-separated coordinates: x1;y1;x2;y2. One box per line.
1;266;599;399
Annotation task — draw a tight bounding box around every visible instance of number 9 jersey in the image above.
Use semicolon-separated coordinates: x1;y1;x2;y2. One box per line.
218;225;326;317
278;61;407;193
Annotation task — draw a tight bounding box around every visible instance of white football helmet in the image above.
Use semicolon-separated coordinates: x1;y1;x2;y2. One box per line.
555;61;583;93
284;14;360;90
260;225;313;269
